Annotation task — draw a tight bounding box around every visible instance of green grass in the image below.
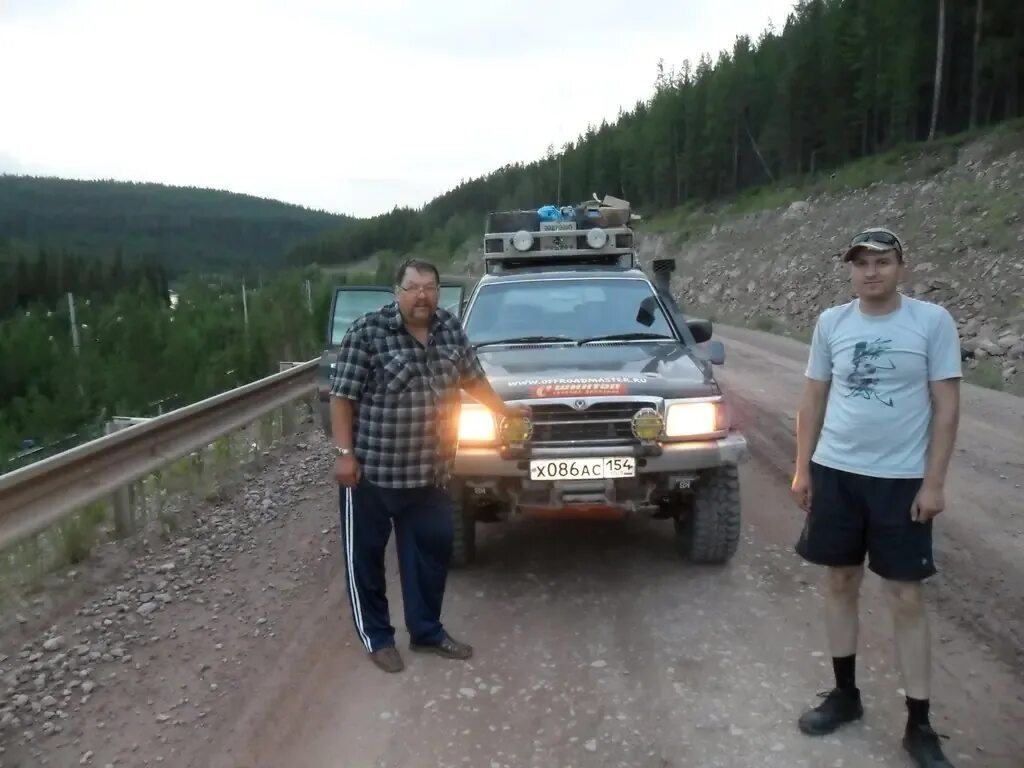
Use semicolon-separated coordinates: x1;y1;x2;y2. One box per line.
964;360;1024;396
642;119;1024;233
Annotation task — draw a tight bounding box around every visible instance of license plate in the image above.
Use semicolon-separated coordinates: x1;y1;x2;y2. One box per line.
529;457;636;481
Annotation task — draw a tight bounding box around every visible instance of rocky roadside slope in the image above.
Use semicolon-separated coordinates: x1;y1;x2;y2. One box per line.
635;129;1024;392
0;427;336;767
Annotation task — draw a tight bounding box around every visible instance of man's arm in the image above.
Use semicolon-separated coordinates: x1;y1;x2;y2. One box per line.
329;396;356;450
791;314;832;510
454;325;527;418
912;308;963;521
328;323;371;486
795;379;831;472
923;379;960;489
462;376;523;418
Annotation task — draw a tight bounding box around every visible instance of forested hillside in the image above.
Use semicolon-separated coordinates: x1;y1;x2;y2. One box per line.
0;175;349;272
0;266;343;468
288;0;1024;267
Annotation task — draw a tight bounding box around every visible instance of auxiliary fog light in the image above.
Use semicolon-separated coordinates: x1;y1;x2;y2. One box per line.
511;230;534;252
499;413;532;444
665;401;721;438
458;404;497;444
585;227;608;249
630;408;664;441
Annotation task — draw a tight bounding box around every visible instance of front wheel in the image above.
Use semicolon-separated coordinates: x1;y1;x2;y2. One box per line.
674;464;742;564
450;486;476;568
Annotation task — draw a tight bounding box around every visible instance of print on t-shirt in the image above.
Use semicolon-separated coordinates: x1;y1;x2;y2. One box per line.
846;338;896;407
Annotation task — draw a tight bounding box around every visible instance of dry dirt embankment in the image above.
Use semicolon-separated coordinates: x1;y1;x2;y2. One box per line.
636;129;1024;393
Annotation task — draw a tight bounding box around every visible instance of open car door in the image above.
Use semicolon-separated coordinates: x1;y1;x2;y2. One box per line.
316;281;467;435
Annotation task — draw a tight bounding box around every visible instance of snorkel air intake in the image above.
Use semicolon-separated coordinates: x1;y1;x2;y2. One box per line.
651;258;676;307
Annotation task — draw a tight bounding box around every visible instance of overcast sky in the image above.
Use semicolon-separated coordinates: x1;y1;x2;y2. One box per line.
1;0;798;218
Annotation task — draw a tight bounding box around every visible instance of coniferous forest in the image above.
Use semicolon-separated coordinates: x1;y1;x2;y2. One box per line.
4;0;1024;467
287;0;1024;266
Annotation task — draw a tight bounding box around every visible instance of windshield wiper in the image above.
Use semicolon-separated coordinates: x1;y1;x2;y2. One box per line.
474;335;575;348
576;332;674;345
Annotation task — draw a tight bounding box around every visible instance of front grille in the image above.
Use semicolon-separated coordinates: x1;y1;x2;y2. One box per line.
529;402;650;447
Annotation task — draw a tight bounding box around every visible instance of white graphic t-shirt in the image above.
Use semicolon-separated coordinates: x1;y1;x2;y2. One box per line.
805;295;962;479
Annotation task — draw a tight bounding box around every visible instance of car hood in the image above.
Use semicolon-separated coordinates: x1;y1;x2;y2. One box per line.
474;341;715;400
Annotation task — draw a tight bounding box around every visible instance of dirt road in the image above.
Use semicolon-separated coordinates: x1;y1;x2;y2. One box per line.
2;329;1022;768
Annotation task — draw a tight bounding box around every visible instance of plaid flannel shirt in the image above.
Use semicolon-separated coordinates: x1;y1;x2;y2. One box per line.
329;301;487;488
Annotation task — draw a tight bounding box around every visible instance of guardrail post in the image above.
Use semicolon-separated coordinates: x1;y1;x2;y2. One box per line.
104;419;137;537
279;362;301;435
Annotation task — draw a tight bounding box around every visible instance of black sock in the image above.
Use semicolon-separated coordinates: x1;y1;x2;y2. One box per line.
832;654;856;692
906;697;930;727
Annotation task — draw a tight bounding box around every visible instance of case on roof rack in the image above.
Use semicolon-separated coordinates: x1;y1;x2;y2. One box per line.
481;195;640;274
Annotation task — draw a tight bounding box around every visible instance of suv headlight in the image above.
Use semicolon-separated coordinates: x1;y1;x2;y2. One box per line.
458;404;497;444
664;399;727;439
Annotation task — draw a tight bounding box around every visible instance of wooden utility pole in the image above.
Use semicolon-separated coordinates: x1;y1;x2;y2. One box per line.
970;0;984;129
929;0;947;140
66;292;80;356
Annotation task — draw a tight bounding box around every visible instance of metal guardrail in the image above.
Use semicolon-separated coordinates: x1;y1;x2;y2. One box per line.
0;359;318;549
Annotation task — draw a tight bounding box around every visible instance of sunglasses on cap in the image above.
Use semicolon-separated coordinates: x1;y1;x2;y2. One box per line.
848;229;902;255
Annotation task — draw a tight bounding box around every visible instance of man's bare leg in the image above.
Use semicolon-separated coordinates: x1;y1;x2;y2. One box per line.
884;579;931;700
799;565;867;735
883;579;954;765
824;565;865;658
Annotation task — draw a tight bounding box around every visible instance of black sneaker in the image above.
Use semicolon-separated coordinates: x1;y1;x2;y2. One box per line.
903;723;955;767
797;688;864;735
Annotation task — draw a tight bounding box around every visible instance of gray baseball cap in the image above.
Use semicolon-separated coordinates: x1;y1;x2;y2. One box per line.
842;227;904;261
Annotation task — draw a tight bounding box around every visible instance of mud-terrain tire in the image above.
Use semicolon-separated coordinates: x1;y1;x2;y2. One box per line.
674;464;741;564
450;487;476;568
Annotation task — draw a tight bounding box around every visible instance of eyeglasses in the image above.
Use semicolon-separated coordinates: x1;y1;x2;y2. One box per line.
849;230;902;254
398;284;439;296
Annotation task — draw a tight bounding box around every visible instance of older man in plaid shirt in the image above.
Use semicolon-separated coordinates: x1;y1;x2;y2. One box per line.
329;258;526;673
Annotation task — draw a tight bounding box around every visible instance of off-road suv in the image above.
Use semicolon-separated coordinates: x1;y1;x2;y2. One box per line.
446;198;747;565
316;197;747;567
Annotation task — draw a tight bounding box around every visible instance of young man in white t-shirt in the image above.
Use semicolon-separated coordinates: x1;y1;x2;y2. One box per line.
790;228;961;767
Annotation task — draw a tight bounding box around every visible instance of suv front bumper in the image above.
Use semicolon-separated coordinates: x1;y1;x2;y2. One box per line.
453;432;748;477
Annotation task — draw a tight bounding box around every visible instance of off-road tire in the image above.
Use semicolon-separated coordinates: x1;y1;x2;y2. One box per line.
450;487;476;568
674;464;741;564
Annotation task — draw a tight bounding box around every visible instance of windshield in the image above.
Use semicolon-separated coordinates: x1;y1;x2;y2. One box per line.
463;277;675;346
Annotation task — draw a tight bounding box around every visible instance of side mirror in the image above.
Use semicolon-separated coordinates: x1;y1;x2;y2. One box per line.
705;340;726;365
687;318;713;344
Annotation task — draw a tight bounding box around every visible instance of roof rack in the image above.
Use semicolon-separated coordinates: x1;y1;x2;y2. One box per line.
481;195;641;274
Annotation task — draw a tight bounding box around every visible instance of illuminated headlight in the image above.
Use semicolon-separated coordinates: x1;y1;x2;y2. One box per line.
586;227;608;249
664;401;724;438
511;230;534;251
499;414;532;444
631;408;664;441
458;404;497;444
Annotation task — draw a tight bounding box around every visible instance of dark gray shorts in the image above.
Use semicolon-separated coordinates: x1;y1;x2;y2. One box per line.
795;461;935;581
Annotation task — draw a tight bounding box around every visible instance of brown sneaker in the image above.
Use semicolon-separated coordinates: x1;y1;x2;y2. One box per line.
410;633;473;660
369;646;404;673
